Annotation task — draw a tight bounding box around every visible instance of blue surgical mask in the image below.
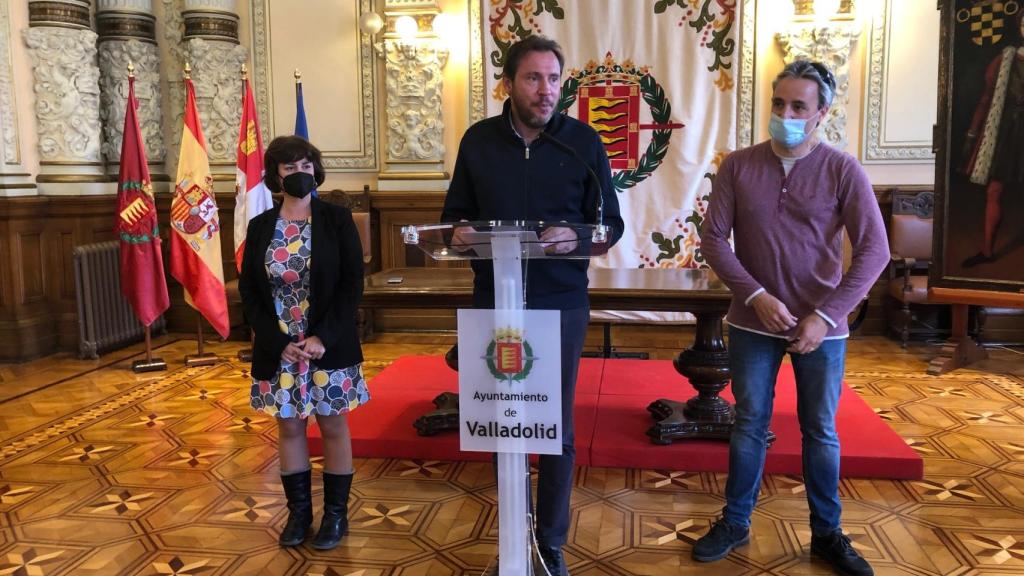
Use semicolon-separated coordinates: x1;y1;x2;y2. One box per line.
768;113;816;148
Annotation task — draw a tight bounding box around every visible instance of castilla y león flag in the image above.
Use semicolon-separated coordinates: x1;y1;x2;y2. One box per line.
170;77;230;339
234;75;271;273
117;73;169;327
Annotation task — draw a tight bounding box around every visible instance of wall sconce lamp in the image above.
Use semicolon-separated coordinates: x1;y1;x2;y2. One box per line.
813;0;842;19
358;6;450;53
394;15;418;42
358;11;383;36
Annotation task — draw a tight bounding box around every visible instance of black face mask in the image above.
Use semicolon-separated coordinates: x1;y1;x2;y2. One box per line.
282;172;316;199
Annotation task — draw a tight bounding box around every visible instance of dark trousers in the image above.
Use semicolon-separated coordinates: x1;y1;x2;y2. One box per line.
534;305;589;547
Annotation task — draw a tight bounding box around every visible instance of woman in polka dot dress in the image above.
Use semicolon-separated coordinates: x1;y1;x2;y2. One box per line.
238;136;367;551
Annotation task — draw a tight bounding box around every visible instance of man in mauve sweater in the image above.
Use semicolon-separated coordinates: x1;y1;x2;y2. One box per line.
694;61;888;576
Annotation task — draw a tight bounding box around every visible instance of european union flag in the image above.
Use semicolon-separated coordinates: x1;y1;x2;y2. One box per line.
294;80;308;140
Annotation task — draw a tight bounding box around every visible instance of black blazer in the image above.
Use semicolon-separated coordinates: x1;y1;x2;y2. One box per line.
238;197;364;380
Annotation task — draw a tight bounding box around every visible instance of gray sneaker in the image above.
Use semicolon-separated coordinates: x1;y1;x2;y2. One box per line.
692;520;750;562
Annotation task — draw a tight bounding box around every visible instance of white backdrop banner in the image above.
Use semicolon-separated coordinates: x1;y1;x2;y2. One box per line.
483;0;741;321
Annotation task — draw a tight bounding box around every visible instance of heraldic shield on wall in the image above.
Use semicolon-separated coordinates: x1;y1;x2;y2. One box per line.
934;0;1024;292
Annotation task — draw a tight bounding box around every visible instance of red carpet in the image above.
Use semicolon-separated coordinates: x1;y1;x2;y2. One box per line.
309;356;923;479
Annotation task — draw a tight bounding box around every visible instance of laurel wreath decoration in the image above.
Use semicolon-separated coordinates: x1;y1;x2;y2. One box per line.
485;339;535;382
558;60;673;191
120;223;160;244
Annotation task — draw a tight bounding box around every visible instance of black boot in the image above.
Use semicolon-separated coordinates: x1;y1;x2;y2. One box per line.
279;469;313;546
312;471;353;550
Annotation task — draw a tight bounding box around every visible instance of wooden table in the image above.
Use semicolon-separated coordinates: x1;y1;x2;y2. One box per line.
362;267;742;444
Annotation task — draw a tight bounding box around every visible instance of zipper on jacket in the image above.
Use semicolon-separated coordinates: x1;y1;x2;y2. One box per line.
522;142;531;220
522;142;530;306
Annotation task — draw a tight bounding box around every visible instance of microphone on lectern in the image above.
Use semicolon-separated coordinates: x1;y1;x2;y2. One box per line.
537;131;609;244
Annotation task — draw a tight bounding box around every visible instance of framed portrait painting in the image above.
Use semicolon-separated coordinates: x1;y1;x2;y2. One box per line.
933;0;1024;294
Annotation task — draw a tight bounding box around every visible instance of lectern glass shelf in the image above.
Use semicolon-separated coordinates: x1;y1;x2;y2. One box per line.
401;220;611;261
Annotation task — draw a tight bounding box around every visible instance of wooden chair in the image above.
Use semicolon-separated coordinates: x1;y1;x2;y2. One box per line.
885;190;945;347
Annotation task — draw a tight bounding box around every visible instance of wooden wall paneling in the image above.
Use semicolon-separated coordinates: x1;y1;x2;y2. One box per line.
13;199;52;360
17;231;44;304
0;217;9;312
49;196;120;351
369;190;460;331
0;187;1013;360
0;197;55;360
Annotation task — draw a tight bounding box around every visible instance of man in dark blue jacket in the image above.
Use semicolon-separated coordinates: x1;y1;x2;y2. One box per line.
441;35;623;575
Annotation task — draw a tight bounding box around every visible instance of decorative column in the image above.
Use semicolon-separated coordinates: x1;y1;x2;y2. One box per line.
23;0;107;195
0;0;34;195
97;0;164;177
160;0;185;177
180;0;246;176
365;1;450;191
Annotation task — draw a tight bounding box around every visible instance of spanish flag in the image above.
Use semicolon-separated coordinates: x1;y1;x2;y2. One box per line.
170;76;230;339
233;72;271;273
116;71;169;327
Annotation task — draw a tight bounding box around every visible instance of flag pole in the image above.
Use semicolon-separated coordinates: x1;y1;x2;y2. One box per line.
186;312;218;367
180;60;221;368
237;61;253;364
133;322;168;373
126;59;167;374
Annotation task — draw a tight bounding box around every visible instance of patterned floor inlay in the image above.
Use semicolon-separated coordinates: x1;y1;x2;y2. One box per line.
0;337;1021;574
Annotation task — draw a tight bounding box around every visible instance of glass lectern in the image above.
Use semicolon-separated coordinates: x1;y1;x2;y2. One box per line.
402;220;610;575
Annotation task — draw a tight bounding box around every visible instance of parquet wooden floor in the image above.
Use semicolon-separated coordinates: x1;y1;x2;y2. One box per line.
0;332;1022;575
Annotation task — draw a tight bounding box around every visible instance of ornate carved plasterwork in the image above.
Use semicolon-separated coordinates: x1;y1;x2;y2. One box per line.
250;0;378;170
164;0;244;168
776;23;858;151
98;40;163;163
0;0;21;164
737;0;756;149
862;0;935;163
162;0;186;168
384;40;447;162
469;0;484;124
248;0;270;145
97;0;161;165
23;27;102;162
185;37;247;163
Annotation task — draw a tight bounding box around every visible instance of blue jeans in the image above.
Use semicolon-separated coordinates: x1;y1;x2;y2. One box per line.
722;327;846;536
